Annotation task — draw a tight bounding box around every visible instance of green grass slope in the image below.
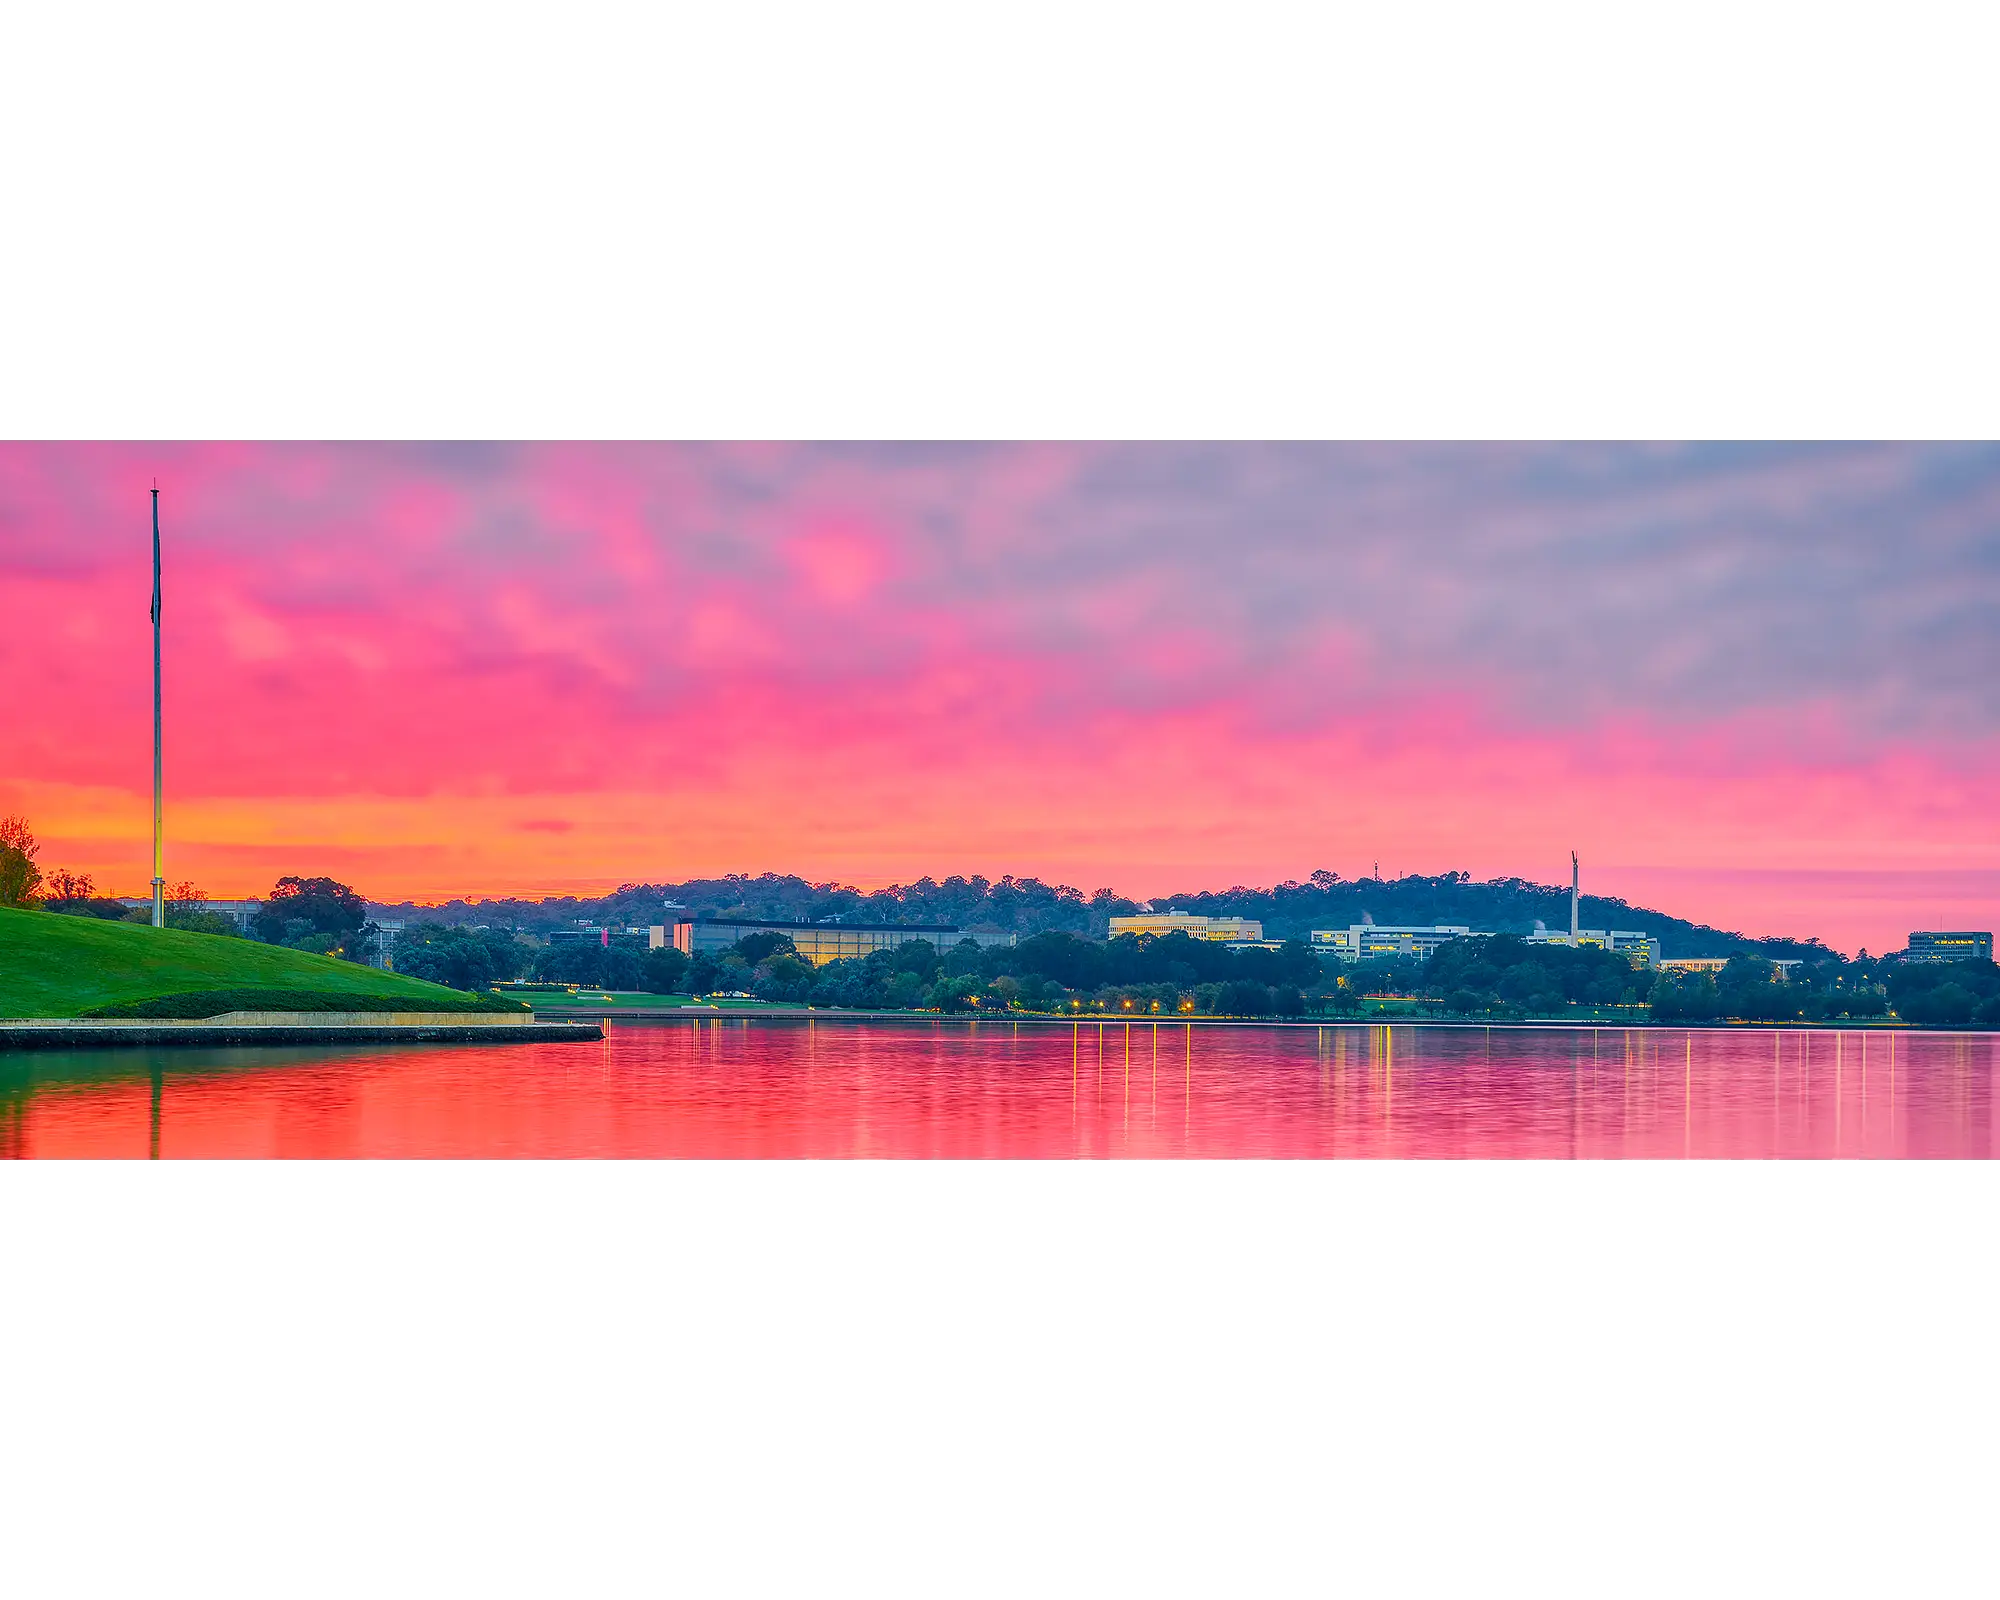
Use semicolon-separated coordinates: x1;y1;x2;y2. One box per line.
0;907;500;1018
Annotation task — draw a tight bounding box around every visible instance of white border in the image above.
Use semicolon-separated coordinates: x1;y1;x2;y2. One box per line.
3;1162;1994;1595
4;2;1996;437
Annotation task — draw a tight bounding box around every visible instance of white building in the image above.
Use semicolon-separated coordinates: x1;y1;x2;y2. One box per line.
1311;925;1478;963
1528;927;1661;967
1108;910;1263;943
1656;956;1728;974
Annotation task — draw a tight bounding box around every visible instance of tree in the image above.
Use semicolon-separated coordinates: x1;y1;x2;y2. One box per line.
1650;972;1719;1023
43;867;94;903
1269;985;1306;1017
43;869;133;921
884;970;929;1008
0;815;43;908
532;940;643;988
685;952;728;995
935;937;983;978
928;973;983;1012
255;877;367;944
1902;982;1977;1028
394;925;530;991
162;881;235;936
733;931;798;964
641;945;690;994
1216;980;1270;1017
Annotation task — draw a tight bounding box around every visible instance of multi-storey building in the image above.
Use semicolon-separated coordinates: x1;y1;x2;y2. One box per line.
1310;925;1478;963
1905;930;1994;964
1528;927;1661;967
1107;910;1263;942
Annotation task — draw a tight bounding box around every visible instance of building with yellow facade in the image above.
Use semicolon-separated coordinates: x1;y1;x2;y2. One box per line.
1108;910;1264;942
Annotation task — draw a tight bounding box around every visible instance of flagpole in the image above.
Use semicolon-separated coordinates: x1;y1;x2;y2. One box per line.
151;482;165;929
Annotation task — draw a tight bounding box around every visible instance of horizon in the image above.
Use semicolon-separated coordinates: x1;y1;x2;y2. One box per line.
6;441;1997;957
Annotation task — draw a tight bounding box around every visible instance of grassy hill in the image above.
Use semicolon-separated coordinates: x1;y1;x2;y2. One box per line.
0;907;506;1018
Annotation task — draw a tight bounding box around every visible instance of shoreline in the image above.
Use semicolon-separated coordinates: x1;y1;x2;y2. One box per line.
0;1017;603;1050
541;1007;1953;1034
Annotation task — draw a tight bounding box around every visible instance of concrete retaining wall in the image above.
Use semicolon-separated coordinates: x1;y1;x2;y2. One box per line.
0;1018;601;1050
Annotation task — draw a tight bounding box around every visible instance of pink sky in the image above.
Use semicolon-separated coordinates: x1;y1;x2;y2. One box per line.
4;442;1996;955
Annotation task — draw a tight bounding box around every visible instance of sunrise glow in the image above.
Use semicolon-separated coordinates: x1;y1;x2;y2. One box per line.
5;442;1996;954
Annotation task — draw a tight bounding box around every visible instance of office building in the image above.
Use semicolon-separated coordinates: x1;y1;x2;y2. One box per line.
1108;910;1264;942
1529;927;1662;967
1311;925;1478;963
1905;930;1994;964
671;916;1015;967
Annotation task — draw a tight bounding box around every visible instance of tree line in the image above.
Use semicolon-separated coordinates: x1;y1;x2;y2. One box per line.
359;867;1833;957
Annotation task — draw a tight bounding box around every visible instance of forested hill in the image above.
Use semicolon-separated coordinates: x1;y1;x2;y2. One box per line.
372;869;1833;959
1141;872;1830;958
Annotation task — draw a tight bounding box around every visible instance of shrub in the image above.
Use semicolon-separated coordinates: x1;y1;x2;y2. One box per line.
48;896;135;921
84;988;526;1018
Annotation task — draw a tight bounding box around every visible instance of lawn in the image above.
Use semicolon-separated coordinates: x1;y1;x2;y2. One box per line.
0;906;495;1018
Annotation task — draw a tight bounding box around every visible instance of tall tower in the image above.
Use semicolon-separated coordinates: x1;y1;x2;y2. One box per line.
1570;851;1579;942
150;483;165;929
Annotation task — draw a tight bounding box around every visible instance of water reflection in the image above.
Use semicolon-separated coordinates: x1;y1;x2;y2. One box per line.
0;1022;1994;1159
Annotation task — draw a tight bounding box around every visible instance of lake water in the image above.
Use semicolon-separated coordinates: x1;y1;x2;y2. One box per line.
2;1019;1994;1158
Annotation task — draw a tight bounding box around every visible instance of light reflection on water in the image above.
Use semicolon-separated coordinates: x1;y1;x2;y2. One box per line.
1;1019;1994;1159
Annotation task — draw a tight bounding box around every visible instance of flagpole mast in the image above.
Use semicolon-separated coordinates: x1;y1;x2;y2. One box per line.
151;482;165;929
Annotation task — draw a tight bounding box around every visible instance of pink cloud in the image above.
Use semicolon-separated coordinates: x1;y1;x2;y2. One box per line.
3;442;1997;957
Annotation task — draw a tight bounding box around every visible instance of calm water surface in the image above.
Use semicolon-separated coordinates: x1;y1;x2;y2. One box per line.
3;1019;1995;1158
